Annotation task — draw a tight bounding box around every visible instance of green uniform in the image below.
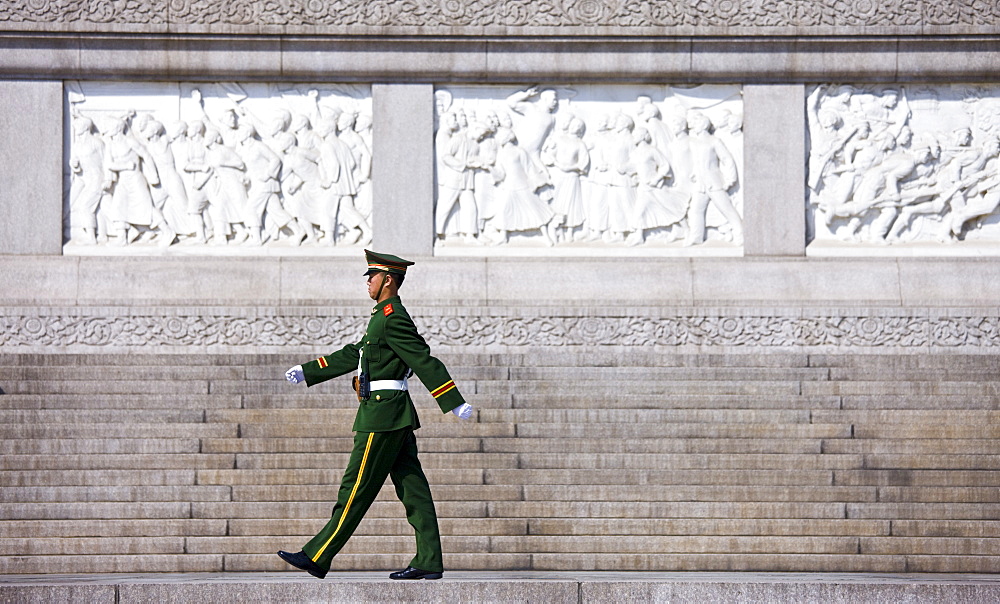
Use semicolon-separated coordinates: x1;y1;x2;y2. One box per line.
298;295;466;573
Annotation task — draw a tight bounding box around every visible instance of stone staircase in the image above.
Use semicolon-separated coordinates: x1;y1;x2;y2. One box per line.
1;351;999;575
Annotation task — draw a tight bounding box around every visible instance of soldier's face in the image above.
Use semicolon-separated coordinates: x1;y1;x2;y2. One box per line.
367;272;387;300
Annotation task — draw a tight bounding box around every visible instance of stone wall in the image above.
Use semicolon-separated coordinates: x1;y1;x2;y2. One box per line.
1;1;999;352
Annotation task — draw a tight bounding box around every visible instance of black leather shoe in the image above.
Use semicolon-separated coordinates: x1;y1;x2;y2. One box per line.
389;566;443;580
277;550;327;579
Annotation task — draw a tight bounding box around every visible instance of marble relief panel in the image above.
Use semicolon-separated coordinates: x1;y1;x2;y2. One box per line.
433;84;744;252
65;81;372;253
807;84;1000;249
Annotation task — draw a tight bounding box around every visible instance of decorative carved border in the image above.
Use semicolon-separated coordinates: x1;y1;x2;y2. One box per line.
2;0;1000;33
2;308;998;349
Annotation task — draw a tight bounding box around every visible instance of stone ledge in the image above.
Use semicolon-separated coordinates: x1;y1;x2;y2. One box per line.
2;572;1000;604
1;34;1000;81
3;305;1000;352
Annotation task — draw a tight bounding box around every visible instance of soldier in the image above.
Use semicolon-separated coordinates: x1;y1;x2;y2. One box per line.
277;250;474;581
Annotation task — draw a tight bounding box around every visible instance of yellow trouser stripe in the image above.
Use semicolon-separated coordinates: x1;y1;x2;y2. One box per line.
312;431;374;562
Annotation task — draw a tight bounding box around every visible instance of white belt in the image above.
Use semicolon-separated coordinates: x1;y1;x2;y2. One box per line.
369;378;408;391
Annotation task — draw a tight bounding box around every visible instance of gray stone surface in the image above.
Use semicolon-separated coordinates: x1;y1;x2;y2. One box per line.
743;84;806;257
0;80;62;255
4;572;1000;604
372;83;435;258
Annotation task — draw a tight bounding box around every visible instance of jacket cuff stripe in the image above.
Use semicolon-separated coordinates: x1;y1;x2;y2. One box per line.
317;357;328;369
431;380;456;398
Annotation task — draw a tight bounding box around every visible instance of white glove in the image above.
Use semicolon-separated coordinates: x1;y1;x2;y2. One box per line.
285;365;304;384
451;402;473;420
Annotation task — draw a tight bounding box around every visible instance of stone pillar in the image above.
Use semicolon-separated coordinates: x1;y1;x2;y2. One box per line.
371;83;435;257
0;80;63;254
742;84;806;256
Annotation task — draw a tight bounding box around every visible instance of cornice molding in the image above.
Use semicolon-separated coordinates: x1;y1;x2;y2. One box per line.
2;0;1000;36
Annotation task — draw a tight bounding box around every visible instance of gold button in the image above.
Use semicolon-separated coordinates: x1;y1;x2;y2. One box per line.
367;341;371;344
376;395;381;401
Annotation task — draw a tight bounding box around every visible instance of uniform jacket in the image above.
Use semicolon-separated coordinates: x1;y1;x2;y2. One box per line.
301;296;466;432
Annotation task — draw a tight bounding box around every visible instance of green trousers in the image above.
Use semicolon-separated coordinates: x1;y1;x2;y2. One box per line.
302;427;444;573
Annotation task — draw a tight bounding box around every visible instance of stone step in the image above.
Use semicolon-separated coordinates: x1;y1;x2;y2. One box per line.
813;410;1000;424
847;503;1000;520
482;437;824;454
0;394;242;410
485;501;848;519
0;517;521;538
512;423;851;439
517;485;875;503
855;425;1000;439
229;517;529;538
228;484;521;503
0;502;193;520
852;455;1000;471
205;409;473;424
490;535;863;555
0;381;212;395
809;354;1000;369
240;422;514;439
201;437;484;454
505;367;830;381
892;519;1000;537
204;379;810;396
242;393;515;410
836;470;1000;487
219;484;872;504
513;453;863;471
0;519;227;538
0;554;223;574
875;487;1000;503
860;536;1000;555
823;439;1000;455
0;469;197;487
510;394;843;410
906;555;1000;573
232;452;517;470
476;380;804;396
2;486;232;503
197;468;484;486
0;438;202;455
190;501;487;520
191;535;491;555
841;395;1000;410
829;367;1000;381
803;381;1000;396
179;534;863;556
16;551;994;573
485;469;834;486
0;454;235;471
526;518;890;537
522;553;907;572
477;408;812;424
2;536;184;556
241;392;841;411
0;423;229;439
0;409;208;424
209;407;817;425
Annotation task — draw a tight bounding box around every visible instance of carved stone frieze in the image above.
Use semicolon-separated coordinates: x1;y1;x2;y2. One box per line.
2;0;998;32
65;81;374;252
434;84;744;251
2;308;998;349
807;83;1000;248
